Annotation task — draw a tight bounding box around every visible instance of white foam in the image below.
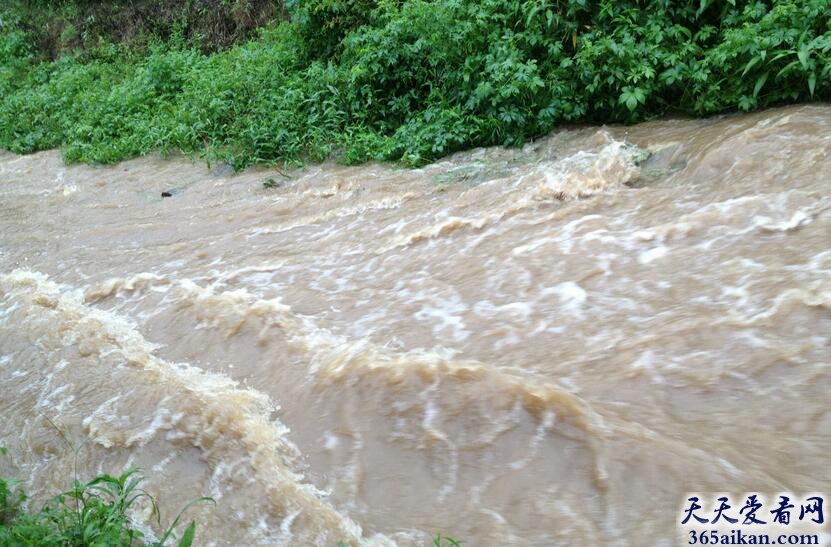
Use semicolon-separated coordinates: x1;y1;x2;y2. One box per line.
542;282;587;312
638;246;668;264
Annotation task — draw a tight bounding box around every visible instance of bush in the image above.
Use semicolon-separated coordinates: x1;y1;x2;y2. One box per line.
0;0;829;169
288;0;377;60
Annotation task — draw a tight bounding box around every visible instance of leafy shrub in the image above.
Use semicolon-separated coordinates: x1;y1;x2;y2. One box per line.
0;460;208;546
701;0;831;112
0;0;829;168
0;12;32;96
288;0;377;59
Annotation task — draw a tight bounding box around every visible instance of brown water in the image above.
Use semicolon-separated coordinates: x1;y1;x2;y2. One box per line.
1;105;830;546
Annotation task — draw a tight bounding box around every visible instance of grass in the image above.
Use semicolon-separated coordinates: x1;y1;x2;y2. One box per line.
0;447;211;546
431;534;462;546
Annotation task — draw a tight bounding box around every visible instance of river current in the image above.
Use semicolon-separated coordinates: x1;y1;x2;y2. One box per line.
1;105;830;545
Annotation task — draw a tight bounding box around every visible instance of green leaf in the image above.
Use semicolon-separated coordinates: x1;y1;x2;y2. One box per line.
525;5;540;29
618;86;646;112
808;72;817;97
741;56;761;77
696;0;711;18
738;95;755;111
753;72;768;98
798;44;810;71
177;522;196;547
777;60;801;79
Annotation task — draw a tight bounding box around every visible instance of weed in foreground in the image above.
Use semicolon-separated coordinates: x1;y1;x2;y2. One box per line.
0;447;212;547
431;534;462;546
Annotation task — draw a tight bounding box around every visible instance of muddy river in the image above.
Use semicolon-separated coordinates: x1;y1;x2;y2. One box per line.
1;105;830;545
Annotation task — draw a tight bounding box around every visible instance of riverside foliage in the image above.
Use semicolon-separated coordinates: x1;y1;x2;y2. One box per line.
0;455;206;546
1;0;829;169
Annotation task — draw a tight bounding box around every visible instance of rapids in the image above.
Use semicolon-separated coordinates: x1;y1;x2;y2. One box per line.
1;105;830;546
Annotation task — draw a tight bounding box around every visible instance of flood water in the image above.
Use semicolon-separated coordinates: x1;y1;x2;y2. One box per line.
1;105;830;546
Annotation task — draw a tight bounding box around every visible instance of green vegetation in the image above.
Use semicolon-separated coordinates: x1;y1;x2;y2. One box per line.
1;0;283;58
430;534;461;546
0;448;208;546
1;0;829;169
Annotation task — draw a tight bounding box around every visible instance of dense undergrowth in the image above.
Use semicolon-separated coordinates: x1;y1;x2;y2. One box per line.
1;0;829;169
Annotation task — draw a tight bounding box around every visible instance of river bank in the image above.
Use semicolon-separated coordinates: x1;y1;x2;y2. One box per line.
2;1;829;171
